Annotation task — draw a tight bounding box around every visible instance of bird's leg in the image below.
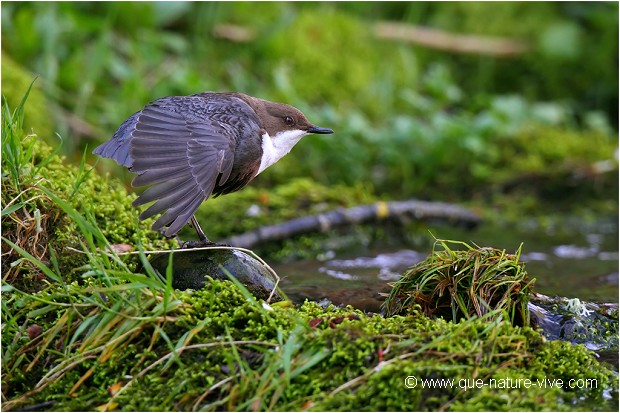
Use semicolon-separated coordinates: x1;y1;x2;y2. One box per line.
179;216;219;249
190;215;209;242
176;216;232;249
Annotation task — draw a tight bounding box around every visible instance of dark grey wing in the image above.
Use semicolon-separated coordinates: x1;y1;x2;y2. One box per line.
129;104;238;237
92;111;141;167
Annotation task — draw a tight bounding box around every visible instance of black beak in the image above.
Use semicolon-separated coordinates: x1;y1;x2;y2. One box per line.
307;125;334;134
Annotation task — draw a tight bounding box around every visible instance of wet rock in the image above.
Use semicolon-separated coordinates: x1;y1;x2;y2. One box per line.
529;293;619;353
148;248;282;301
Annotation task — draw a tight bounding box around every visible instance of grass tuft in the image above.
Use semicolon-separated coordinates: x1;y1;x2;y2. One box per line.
383;239;535;326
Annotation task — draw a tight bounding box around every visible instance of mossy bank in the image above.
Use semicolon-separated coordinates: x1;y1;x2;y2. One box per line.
3;279;617;411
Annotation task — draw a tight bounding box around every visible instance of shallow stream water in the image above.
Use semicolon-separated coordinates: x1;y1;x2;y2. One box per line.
275;215;619;313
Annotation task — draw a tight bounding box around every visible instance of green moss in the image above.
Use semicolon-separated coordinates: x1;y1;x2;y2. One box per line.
31;139;166;247
177;283;296;342
529;340;617;394
3;279;616;411
2;135;174;286
448;370;568;412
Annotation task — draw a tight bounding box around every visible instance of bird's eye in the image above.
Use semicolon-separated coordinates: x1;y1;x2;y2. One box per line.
284;116;294;126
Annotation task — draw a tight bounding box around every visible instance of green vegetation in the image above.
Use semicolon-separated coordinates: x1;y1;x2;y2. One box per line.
1;2;617;201
2;2;618;411
3;279;617;411
2;92;617;411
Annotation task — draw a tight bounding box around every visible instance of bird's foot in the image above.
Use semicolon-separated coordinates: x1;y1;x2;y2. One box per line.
179;239;232;249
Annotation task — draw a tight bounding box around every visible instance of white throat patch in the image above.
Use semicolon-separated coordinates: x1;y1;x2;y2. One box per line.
256;129;307;175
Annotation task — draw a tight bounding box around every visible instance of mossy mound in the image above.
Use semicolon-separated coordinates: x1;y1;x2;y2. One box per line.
1;124;172;289
2;279;617;411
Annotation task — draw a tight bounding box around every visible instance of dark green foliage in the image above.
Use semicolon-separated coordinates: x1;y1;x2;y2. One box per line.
2;2;617;200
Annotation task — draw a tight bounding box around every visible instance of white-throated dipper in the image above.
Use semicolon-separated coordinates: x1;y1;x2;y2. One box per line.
93;92;333;243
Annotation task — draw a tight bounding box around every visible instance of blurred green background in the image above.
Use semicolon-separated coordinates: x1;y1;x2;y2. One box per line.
2;1;618;204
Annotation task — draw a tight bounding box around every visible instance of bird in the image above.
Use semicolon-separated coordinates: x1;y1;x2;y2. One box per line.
93;92;333;245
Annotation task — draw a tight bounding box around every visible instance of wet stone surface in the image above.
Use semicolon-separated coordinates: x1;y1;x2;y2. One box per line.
529;293;619;354
148;248;282;301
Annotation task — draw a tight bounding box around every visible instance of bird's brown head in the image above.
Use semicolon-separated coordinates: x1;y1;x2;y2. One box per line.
239;94;334;137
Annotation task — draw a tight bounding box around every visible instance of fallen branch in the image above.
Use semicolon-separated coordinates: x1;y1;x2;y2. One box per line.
223;200;481;249
374;22;528;57
212;21;528;57
213;24;255;42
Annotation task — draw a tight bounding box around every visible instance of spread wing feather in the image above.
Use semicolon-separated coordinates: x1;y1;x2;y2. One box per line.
133;176;195;208
153;191;206;236
131;166;192;187
92;111;141;167
129;104;238;236
94;93;263;237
